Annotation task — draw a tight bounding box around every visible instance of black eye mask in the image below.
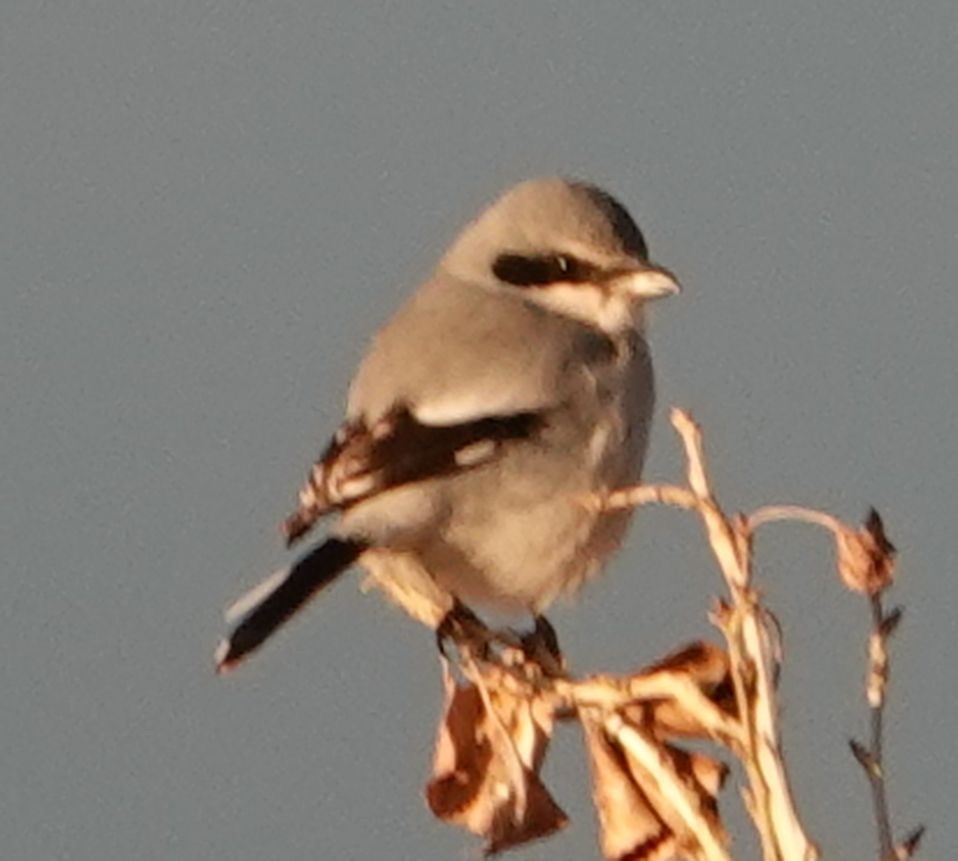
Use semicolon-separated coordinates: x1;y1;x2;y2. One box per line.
492;253;598;287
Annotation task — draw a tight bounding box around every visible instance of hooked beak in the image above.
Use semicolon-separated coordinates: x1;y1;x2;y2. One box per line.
611;262;681;301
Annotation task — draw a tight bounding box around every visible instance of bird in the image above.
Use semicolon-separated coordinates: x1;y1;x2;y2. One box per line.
215;177;679;673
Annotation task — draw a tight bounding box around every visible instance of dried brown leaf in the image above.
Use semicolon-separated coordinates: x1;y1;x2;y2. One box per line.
425;664;566;855
625;641;737;740
582;719;675;861
582;717;728;861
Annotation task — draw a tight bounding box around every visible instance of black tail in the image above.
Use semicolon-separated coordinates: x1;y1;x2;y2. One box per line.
215;538;364;673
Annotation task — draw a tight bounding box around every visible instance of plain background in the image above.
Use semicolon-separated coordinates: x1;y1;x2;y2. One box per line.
3;2;955;859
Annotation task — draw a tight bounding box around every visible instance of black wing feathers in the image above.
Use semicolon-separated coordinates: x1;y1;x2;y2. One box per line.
282;406;545;545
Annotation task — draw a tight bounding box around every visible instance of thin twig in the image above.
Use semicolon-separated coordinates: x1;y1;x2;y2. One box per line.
602;483;699;512
868;595;894;858
461;651;744;744
747;505;846;537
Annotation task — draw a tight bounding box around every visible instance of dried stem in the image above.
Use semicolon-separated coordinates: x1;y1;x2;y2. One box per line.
867;595;894;859
603;483;699;512
745;503;917;859
673;411;817;861
426;408;918;861
747;505;846;537
466;656;743;744
601;410;819;861
604;712;734;861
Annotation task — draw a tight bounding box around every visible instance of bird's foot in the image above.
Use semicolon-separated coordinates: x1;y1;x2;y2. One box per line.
436;600;495;662
520;615;565;676
436;604;565;678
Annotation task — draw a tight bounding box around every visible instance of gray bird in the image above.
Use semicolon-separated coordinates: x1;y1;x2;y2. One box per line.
216;177;678;672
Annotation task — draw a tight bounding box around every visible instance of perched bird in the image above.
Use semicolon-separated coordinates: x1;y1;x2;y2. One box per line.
215;177;678;672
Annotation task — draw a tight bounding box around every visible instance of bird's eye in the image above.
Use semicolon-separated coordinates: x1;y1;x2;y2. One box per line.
492;253;592;287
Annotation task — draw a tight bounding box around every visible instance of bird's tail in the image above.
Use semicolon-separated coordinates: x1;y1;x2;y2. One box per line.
215;537;365;673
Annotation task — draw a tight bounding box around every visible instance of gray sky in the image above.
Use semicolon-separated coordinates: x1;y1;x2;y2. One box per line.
2;2;955;859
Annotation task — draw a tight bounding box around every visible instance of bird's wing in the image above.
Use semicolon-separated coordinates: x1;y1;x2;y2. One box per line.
282;278;596;545
281;405;546;546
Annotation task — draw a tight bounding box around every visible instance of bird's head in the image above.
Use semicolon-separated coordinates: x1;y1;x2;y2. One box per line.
440;177;679;333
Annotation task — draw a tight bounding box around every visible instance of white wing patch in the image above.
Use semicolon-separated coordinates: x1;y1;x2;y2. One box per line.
411;392;550;427
453;439;498;467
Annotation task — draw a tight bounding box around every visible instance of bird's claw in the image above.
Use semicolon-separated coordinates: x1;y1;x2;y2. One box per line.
520;615;565;675
436;601;492;661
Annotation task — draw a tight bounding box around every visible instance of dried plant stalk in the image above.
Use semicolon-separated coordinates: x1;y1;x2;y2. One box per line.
422;409;918;861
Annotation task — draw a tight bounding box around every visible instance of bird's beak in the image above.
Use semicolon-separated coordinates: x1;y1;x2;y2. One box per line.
612;262;681;301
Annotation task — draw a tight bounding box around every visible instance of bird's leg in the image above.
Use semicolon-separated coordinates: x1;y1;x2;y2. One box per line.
520;614;565;676
435;604;564;682
435;599;494;661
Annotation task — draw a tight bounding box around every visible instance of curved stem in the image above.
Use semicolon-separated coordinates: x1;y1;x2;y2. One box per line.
747;505;845;537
